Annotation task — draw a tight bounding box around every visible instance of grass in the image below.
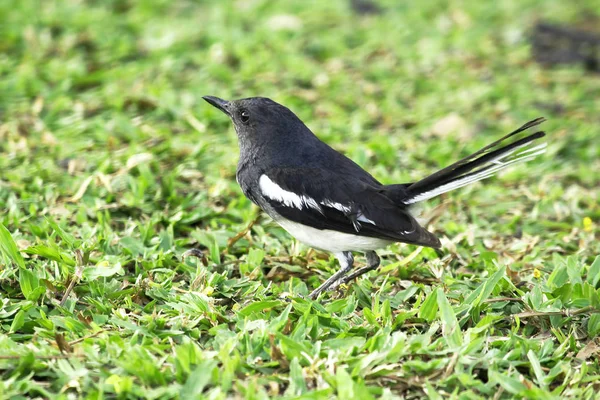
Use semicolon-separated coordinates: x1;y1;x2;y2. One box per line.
0;0;599;398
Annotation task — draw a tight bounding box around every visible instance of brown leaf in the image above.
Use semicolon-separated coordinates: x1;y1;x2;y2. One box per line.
576;339;600;360
55;333;73;354
77;312;93;326
506;265;521;285
269;334;289;369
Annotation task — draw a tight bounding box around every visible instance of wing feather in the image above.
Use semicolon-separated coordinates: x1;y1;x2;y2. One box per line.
258;168;441;248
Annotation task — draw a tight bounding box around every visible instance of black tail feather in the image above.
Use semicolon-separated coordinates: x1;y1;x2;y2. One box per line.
399;118;547;205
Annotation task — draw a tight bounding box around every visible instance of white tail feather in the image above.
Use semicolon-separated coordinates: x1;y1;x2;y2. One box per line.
403;141;547;204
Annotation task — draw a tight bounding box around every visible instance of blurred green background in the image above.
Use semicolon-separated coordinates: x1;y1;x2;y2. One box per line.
1;0;599;398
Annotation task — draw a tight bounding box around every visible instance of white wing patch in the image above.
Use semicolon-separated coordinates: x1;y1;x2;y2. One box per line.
321;200;350;213
322;200;377;227
321;199;377;227
259;175;322;211
259;175;379;227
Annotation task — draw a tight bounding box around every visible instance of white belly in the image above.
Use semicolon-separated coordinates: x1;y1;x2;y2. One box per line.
276;218;392;253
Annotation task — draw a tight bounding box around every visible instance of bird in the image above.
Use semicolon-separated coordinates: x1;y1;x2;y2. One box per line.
203;96;547;299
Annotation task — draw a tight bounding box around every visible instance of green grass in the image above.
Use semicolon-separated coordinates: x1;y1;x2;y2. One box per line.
1;0;599;398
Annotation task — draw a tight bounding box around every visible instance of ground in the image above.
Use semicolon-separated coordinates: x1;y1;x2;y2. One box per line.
0;0;599;399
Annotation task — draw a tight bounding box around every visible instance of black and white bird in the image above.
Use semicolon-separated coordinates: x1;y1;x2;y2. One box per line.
203;96;547;299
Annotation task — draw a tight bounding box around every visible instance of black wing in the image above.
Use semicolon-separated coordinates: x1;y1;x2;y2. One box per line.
258;167;441;248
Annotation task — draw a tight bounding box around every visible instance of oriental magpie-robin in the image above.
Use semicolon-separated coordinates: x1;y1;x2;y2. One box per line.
203;96;546;299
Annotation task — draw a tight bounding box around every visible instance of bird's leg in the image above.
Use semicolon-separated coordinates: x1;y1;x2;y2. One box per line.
308;251;354;299
330;251;380;290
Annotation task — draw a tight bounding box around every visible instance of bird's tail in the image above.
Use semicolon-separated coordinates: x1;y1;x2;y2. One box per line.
399;117;547;205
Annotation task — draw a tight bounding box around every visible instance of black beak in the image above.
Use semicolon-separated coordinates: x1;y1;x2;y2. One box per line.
203;96;231;116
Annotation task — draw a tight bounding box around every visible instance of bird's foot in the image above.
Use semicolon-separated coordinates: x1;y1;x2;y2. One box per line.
308;251;354;299
328;251;381;292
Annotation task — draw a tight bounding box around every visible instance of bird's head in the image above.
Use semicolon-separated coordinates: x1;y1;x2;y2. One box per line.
203;96;311;151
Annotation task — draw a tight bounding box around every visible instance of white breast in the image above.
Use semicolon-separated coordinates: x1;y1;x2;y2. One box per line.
276;218;392;253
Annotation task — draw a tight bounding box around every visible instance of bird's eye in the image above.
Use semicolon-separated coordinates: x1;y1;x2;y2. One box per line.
240;110;250;123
